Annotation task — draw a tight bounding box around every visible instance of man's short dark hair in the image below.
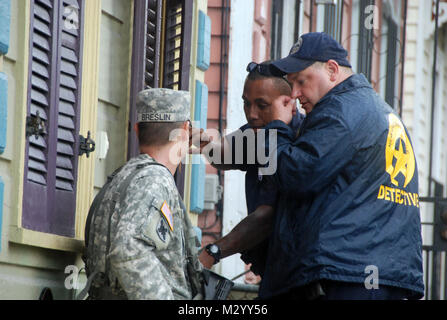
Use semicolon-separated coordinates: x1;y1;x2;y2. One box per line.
137;121;184;146
245;61;292;96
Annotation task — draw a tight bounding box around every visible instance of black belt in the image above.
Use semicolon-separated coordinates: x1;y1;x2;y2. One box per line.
274;281;326;300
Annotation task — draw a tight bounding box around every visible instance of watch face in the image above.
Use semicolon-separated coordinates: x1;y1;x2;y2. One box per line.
209;244;219;254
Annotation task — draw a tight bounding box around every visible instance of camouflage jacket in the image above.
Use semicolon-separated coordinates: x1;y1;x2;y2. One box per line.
85;154;203;299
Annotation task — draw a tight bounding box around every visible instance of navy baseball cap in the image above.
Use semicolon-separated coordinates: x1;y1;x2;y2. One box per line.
270;32;351;76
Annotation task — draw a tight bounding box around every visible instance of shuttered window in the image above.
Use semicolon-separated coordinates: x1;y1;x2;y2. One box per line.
23;0;84;237
128;0;163;160
163;1;183;89
128;0;192;167
162;0;193;196
145;0;162;89
163;0;192;91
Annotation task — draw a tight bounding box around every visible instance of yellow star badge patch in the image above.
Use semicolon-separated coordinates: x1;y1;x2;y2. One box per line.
160;201;174;231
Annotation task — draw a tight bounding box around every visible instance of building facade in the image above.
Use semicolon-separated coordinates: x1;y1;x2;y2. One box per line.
203;0;447;299
0;0;210;299
0;0;446;300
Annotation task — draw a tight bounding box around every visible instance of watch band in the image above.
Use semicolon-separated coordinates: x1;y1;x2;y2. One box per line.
205;243;221;264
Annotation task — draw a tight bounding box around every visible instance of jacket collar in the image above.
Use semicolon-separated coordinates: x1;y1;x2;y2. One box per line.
316;73;371;106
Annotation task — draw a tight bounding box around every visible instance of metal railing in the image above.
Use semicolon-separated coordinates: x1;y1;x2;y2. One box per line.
420;195;447;300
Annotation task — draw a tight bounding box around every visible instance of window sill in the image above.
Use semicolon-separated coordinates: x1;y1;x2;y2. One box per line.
9;226;84;253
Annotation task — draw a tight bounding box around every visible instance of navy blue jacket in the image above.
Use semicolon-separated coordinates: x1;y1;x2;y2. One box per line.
226;114;304;276
259;74;424;299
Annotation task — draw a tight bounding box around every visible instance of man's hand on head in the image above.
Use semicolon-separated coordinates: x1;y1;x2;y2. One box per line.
270;95;296;125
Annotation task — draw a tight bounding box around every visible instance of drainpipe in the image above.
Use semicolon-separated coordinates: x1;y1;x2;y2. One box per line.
309;0;314;32
202;0;229;239
219;0;229;138
428;0;440;196
294;0;301;40
217;0;229;217
399;0;407;118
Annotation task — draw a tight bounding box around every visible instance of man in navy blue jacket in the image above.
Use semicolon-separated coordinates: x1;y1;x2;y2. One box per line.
258;32;424;299
194;32;423;299
193;62;303;279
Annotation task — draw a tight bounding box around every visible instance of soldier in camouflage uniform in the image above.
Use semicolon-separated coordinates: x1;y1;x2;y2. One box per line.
84;88;203;300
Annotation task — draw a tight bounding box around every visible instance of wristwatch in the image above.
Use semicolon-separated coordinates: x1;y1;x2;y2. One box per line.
205;243;221;264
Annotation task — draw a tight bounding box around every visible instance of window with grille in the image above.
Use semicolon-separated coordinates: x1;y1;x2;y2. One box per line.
271;0;284;60
271;0;304;59
356;0;374;81
315;0;344;42
378;2;401;109
22;0;84;237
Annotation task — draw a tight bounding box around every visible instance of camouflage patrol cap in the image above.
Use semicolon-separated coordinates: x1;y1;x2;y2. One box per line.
136;88;191;123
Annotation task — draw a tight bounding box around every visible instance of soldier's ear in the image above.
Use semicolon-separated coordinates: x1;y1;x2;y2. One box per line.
180;121;190;141
134;122;139;135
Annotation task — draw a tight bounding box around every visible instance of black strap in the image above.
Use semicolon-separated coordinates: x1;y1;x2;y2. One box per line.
84;165;125;248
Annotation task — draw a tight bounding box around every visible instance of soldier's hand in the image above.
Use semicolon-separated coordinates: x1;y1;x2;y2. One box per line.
199;249;215;269
189;127;213;154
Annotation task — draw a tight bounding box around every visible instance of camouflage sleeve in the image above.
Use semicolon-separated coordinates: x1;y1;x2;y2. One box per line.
109;205;175;299
112;248;175;300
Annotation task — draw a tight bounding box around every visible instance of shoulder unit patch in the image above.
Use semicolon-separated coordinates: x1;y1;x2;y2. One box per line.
156;219;169;243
